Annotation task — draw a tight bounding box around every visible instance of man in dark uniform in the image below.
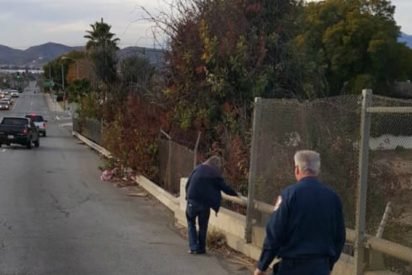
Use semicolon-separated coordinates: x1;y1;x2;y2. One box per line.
185;155;239;254
254;150;346;275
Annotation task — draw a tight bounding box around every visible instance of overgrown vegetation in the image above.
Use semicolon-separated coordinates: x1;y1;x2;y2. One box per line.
42;0;412;196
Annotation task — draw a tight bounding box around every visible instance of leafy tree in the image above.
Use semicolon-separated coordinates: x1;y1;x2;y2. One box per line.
296;0;405;96
42;59;67;91
119;56;156;96
146;0;305;188
84;18;120;85
68;79;92;102
157;0;304;131
395;43;412;81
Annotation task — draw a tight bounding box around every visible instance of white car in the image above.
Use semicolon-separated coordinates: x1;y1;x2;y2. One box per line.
10;91;19;98
0;100;10;110
25;114;47;136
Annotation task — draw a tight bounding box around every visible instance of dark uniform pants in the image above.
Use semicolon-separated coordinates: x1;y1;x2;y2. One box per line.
186;200;210;253
274;258;330;275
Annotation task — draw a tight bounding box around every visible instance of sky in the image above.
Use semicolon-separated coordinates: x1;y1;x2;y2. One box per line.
0;0;411;50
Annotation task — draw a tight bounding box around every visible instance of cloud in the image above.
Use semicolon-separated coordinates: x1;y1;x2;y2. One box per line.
0;0;170;49
0;0;410;49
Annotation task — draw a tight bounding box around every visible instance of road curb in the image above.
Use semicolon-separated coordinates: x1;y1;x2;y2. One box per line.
72;131;112;158
71;131;179;210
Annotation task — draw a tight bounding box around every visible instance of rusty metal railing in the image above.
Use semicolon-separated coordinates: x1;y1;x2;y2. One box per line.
222;193;412;265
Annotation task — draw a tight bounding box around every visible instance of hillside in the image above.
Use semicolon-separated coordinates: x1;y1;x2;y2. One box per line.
118;47;165;68
0;42;164;68
24;43;83;67
0;44;23;65
0;42;82;68
399;33;412;48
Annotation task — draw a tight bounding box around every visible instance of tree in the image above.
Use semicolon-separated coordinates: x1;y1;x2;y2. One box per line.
119;56;156;96
154;0;304;130
68;79;92;103
42;59;66;91
145;0;304;188
296;0;405;96
84;18;120;85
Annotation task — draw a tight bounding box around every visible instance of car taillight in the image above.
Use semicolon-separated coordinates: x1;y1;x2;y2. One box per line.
43;122;46;128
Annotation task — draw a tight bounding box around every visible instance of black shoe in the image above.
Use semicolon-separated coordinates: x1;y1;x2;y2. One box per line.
188;250;206;255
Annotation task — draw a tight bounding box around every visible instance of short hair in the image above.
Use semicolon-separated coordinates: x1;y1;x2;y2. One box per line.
294;150;320;175
203;155;223;173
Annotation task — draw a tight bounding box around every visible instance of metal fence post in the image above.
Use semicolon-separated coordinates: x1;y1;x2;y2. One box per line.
193;132;201;168
160;129;172;191
245;97;262;243
354;89;372;275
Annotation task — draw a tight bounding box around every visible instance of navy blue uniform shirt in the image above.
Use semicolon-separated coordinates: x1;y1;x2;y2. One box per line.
257;176;346;271
185;164;237;213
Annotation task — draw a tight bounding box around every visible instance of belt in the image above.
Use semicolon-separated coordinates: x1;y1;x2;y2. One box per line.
282;257;330;265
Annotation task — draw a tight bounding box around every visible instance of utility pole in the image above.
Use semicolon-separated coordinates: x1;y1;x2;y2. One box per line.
61;63;65;91
61;63;65;110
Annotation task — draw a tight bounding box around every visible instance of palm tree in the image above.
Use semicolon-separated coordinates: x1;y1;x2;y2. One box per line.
84;18;120;85
84;18;120;51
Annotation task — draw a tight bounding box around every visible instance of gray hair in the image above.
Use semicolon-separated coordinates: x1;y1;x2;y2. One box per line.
294;150;321;175
203;155;223;173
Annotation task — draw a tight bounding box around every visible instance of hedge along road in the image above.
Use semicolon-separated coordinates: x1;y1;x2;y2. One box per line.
0;82;251;275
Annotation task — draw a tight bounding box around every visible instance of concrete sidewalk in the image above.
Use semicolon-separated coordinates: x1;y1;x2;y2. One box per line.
45;93;64;113
45;93;73;123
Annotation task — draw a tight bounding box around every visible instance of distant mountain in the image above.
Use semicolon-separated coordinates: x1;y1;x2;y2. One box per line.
0;42;83;68
0;44;24;65
25;43;83;65
399;33;412;48
0;42;164;69
118;46;165;68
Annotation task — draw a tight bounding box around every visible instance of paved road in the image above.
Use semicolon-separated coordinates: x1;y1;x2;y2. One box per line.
0;82;251;275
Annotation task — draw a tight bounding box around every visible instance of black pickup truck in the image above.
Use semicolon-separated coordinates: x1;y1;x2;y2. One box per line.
0;117;40;149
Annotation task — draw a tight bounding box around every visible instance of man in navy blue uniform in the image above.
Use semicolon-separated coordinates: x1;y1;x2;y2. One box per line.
254;150;345;275
185;155;239;254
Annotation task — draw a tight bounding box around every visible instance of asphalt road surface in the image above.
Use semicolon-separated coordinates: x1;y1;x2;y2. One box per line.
0;82;251;275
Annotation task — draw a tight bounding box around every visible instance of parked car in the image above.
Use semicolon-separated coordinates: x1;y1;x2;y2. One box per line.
25;114;47;136
2;96;13;105
10;91;19;98
0;117;40;149
0;100;10;110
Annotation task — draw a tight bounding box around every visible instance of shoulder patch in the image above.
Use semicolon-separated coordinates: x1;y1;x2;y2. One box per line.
273;196;282;212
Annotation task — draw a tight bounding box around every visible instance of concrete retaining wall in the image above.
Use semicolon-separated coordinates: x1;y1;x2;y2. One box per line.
135;175;356;275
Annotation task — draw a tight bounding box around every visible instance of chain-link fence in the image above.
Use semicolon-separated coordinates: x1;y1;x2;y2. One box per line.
73;116;195;196
72;117;102;144
246;96;361;232
158;138;195;195
364;94;412;274
246;94;412;274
